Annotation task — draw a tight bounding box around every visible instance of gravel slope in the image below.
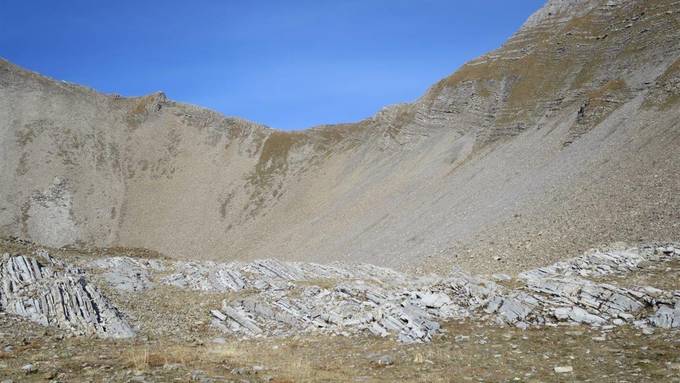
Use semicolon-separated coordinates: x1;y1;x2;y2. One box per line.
0;0;679;273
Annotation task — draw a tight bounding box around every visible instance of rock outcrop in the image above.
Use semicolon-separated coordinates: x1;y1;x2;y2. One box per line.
88;256;163;292
210;244;680;341
88;243;680;342
0;251;134;338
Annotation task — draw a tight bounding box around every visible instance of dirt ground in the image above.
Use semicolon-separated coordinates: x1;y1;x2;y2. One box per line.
1;313;679;382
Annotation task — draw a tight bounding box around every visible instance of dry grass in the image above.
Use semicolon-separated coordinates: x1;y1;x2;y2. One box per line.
129;94;160;117
657;58;680;84
573;78;631;129
426;0;676;135
2;296;680;382
587;78;628;100
253;131;307;179
124;344;208;370
294;278;339;290
643;57;680;110
120;340;340;381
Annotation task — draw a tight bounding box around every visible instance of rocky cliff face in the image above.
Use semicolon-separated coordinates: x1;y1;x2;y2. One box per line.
1;0;679;273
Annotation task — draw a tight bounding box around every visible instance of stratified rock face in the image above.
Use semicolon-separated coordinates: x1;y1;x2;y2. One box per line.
522;0;600;28
1;0;679;272
208;244;680;342
88;256;163;292
89;243;680;343
0;251;134;338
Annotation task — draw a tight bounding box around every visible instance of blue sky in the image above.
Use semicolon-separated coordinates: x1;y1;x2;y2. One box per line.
1;1;544;130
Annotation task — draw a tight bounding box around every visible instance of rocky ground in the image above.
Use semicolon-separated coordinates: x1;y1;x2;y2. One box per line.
0;238;679;381
2;312;680;382
2;1;679;381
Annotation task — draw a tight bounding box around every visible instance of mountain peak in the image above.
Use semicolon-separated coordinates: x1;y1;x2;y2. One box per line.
522;0;601;29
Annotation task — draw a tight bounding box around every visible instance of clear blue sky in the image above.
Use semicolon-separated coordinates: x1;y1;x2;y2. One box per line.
1;1;544;130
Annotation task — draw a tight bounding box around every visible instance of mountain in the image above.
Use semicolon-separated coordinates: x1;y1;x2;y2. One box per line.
1;0;679;274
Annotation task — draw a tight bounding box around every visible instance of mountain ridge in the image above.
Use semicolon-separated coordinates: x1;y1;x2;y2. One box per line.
1;0;679;274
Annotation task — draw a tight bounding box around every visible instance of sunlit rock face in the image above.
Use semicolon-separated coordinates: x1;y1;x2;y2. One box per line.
0;251;134;338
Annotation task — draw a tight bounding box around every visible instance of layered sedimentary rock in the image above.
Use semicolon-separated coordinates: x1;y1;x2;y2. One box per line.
1;0;678;272
0;251;134;338
5;241;675;342
89;243;680;343
210;244;680;342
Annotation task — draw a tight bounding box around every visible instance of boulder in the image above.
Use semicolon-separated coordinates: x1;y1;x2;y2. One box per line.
648;305;680;328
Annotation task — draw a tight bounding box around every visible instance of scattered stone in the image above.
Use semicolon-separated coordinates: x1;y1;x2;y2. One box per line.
190;369;214;382
515;321;529;330
554;366;573;373
231;367;248;375
210;310;227;321
21;363;36;374
648;305;680;328
370;354;394;366
455;335;470;342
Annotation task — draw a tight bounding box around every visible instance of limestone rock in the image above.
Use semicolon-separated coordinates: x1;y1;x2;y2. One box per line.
202;244;680;342
648;305;680;328
88;257;160;292
0;251;134;338
554;365;574;374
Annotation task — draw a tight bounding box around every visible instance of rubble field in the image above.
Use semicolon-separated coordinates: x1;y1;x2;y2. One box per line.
0;238;679;381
